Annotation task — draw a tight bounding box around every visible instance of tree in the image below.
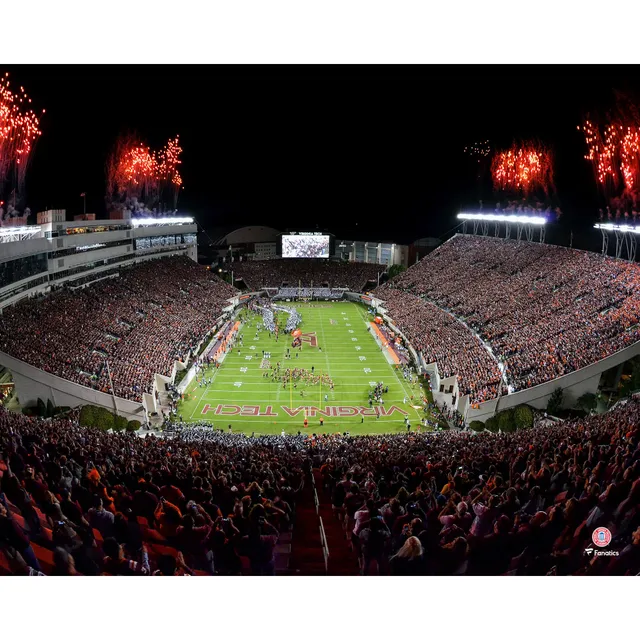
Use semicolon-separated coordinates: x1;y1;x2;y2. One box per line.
547;387;564;416
485;416;499;432
513;405;534;430
46;399;55;418
97;407;115;432
113;415;128;431
497;408;516;433
469;420;485;432
576;392;597;414
37;398;46;418
619;356;640;398
80;404;97;428
388;264;407;280
126;420;142;432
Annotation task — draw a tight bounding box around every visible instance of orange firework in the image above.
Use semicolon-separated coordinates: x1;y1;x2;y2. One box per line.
464;140;491;161
107;133;183;208
155;135;183;206
0;72;44;199
490;142;554;196
579;92;640;204
578;120;620;191
620;126;640;192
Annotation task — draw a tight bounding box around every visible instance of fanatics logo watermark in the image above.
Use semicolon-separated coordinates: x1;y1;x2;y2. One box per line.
584;527;619;558
592;527;612;548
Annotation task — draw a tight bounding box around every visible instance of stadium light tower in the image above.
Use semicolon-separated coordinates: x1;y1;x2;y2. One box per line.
594;222;639;261
130;216;194;227
458;212;547;243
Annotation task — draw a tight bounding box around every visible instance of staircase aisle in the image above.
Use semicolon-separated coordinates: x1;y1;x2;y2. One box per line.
289;473;326;575
313;470;360;576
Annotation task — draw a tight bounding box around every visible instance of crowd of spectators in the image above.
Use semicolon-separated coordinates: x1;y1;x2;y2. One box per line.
232;259;382;292
316;398;640;575
272;287;343;300
0;256;236;402
2;398;639;576
376;235;640;394
0;412;304;576
374;288;502;403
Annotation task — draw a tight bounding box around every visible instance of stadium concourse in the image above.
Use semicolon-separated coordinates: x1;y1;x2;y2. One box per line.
0;399;639;576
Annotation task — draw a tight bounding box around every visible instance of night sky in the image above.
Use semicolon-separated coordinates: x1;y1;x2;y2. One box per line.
6;65;640;250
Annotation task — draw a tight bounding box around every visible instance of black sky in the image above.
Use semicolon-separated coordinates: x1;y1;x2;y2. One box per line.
6;65;640;249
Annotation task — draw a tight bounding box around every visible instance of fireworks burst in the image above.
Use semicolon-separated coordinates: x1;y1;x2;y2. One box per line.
0;72;44;203
155;136;183;206
464;140;491;161
490;142;554;196
578;120;620;191
106;133;183;209
580;115;640;200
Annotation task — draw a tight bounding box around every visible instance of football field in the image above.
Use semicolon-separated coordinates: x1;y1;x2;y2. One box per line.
177;301;439;435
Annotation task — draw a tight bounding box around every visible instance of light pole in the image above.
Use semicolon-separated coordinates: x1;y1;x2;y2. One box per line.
105;359;118;416
81;192;86;215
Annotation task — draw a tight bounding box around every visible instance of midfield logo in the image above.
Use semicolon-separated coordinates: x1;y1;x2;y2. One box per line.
300;332;318;347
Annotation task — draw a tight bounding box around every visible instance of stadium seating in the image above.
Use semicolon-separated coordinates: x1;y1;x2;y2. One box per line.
375;235;640;397
0;411;300;575
1;402;639;575
232;259;382;292
374;288;503;403
0;256;236;402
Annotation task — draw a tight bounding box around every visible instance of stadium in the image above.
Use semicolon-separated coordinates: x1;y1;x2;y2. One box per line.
1;69;640;580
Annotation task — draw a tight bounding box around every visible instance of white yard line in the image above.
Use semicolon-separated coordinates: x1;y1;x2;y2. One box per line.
354;302;424;424
189;362;224;419
317;306;335;401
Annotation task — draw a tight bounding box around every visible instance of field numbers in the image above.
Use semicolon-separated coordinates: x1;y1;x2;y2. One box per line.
249;345;256;350
234;382;242;387
359;356;367;361
240;367;247;373
245;355;252;360
351;338;358;342
355;346;361;351
348;330;354;334
345;323;351;327
363;367;371;374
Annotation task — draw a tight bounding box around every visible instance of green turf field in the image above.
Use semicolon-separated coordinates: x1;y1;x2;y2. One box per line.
177;301;440;435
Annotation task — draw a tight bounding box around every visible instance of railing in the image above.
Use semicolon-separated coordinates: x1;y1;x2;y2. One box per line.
311;469;320;515
319;516;329;574
310;470;329;572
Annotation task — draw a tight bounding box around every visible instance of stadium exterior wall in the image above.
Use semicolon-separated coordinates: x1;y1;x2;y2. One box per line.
465;340;640;422
0;351;146;421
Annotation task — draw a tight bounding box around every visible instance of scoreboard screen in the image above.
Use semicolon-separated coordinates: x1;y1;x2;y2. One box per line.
282;233;330;258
